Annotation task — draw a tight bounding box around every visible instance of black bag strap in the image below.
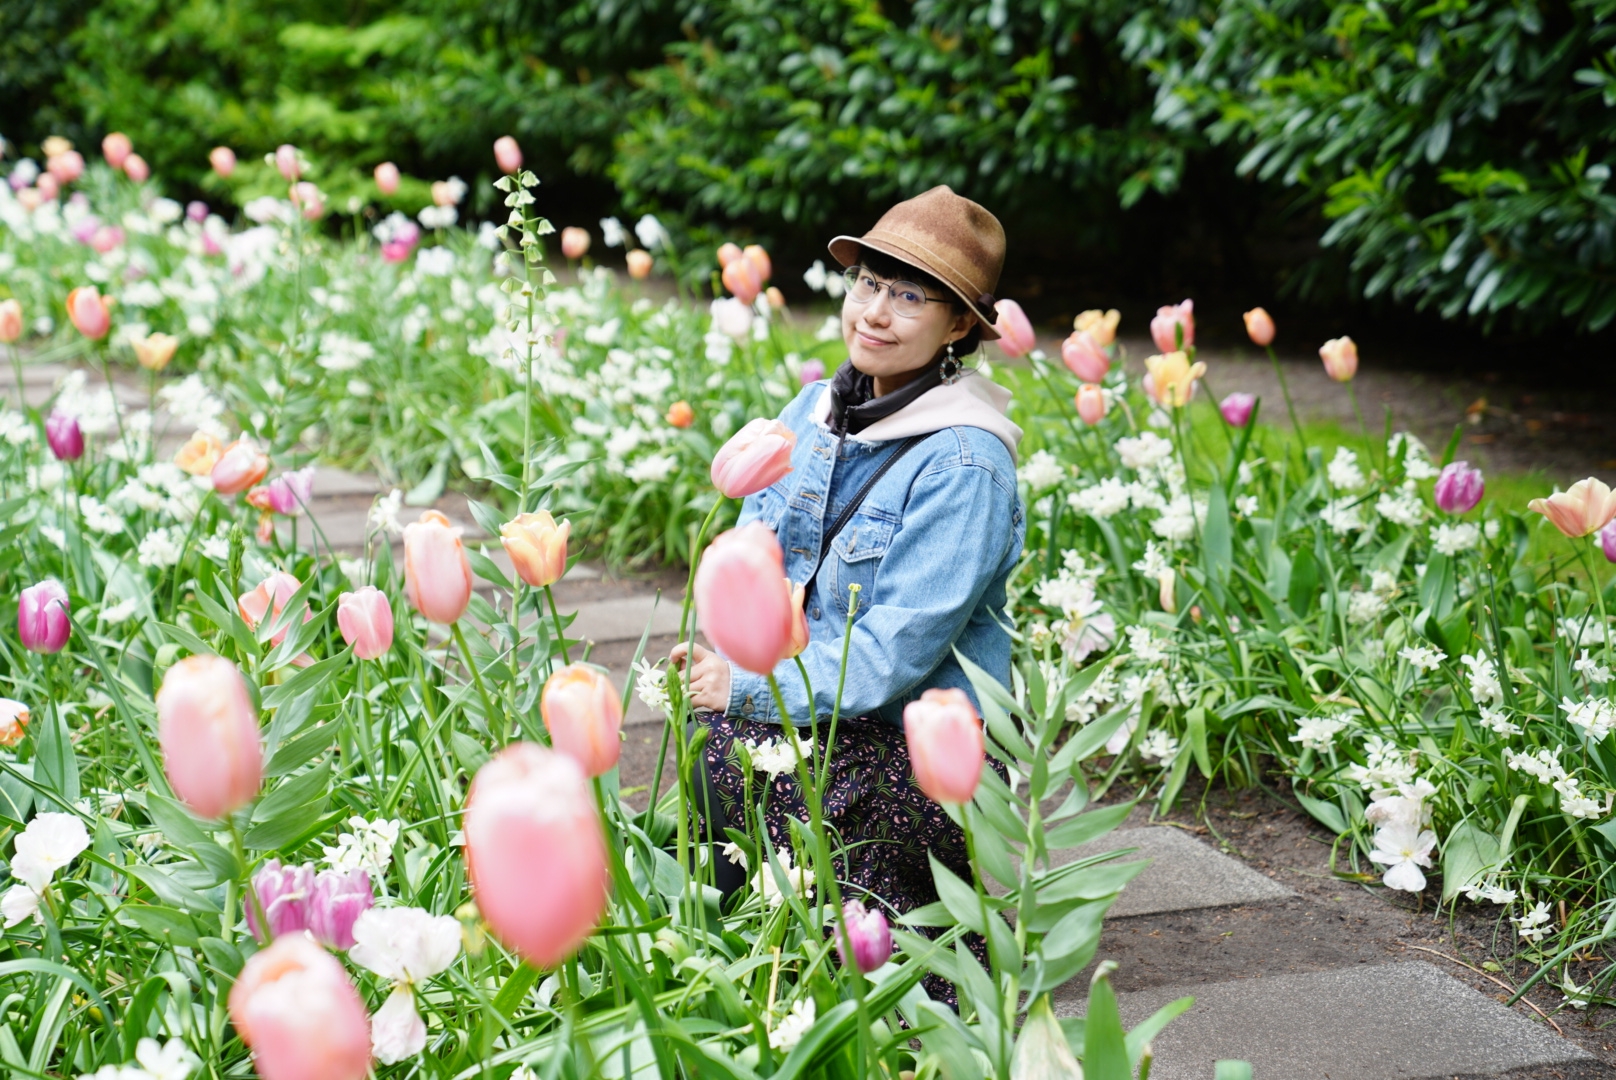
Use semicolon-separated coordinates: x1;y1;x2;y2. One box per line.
805;434;928;595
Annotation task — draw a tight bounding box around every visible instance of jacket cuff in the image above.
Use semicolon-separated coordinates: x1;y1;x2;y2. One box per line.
726;664;775;722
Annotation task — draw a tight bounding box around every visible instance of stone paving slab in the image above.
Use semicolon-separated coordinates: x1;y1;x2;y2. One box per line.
571;594;683;646
1058;962;1590;1080
1069;826;1295;918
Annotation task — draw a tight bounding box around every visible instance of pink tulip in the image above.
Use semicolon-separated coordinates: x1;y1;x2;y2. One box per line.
89;225;125;254
1434;461;1485;515
156;655;263;820
291;182;324;220
721;258;762;304
102;133;132;170
18;580;71;654
788;582;810;658
560;227;590;260
626;250;653;280
711;418;796;498
0;299;21;344
373;161;400;196
45;411;83;461
903;687;984;805
337;587;393;660
799;359;826;386
1220;392;1256;427
211;438;270;495
994;299;1036;358
34;174;59;202
71;215;101;245
186;200;208;223
717;242;743;268
209;146;236;178
65;286;111;340
275;144;301;182
1529;477;1616;539
1060;330;1109;382
1075;384;1107;425
743;244;772;284
228;934;372;1080
1150;300;1195;353
837;900;893;974
47;151;84;185
1243;307;1275;347
247;860;316;942
541;664;623;777
403;511;473;624
306;868;373;951
1601;518;1616;564
123;154;149;183
255;466;316;516
465;742;609;968
1319;336;1358;382
239;572;309;648
494;136;523;174
380;240;412;263
694;523;795;676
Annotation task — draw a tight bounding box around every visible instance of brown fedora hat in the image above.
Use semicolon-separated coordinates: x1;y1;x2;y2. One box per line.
828;185;1006;340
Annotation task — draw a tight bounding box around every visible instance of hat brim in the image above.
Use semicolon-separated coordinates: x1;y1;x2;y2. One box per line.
828;234;1000;341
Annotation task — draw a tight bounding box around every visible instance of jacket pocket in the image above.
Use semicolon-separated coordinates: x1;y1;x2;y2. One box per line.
826;510;896;616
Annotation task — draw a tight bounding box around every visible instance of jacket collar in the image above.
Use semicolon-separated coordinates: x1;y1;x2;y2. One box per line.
810;368;1022;461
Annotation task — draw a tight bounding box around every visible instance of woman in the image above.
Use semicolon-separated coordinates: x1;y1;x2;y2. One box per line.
671;186;1025;993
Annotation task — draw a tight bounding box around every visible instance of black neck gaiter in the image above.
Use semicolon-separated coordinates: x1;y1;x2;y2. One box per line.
827;359;943;437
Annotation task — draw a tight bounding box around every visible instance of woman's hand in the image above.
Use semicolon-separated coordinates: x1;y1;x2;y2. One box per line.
669;642;733;714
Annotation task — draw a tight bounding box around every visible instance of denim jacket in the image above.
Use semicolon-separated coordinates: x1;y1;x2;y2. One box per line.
727;372;1026;727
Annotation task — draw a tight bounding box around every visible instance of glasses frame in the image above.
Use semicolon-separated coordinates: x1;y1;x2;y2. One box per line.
841;265;952;320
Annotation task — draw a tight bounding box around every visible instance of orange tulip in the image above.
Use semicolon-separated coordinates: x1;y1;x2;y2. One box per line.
403;510;473;624
694;523;795;675
561;227;590;260
626;250;653;280
65;286;111;340
0;299;22;344
101;132;132;170
175;430;224;476
765;286;786;309
743;244;772;284
721;257;761;304
228;934;372;1080
1075;384;1107;425
1243;307;1276;347
211;438;270;495
132;331;179;371
156;655;262;820
541;664;623;777
1528;478;1616;538
1319;336;1358;382
903;688;984;805
500;510;570;588
716;242;743;268
0;699;29;747
666;401;695;428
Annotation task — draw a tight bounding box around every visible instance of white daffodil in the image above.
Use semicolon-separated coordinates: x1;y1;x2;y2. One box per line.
1368;822;1436;892
11;813;89;892
769;997;816;1052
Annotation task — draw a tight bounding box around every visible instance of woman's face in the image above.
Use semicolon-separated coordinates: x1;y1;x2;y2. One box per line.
841;266;977;391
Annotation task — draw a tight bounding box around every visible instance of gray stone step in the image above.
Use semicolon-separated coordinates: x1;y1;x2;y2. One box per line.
1074;826;1294;918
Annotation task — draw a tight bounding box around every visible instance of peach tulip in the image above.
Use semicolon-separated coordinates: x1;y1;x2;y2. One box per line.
175;430;224;476
465;742;608;968
209;146;236;177
716;242;743;268
560;227;590;260
123;154;149;183
903;688;984;805
48;150;84;185
541;664;623;777
16;189;42;213
1243;307;1275;347
430;180;459;207
1075;384;1107;425
1144;351;1206;408
1060;330;1109;383
403;511;473;624
228;934;372;1080
721;257;761;304
42;136;71;159
1150;300;1194;353
101;133;132;170
35;174;59;202
493;136;523;174
994;299;1036;358
694;522;795;675
337;587;393;660
0;699;28;748
239;572;309;648
156;655;262;820
1319;336;1358;382
275;144;301;182
711;417;796;498
373;161;400;196
1528;478;1616;538
1075;309;1121;348
626;250;653;280
0;299;22;344
133;331;179;371
291;182;324;220
765;286;786;309
89;225;125;254
743;244;772;284
500;510;570;588
787;582;810;658
211;438;270;495
65;286;110;340
666;400;695;428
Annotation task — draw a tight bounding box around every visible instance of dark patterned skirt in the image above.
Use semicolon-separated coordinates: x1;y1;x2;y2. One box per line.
692;711;991;1006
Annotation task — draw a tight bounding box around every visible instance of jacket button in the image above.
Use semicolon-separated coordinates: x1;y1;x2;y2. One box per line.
811;607;821;619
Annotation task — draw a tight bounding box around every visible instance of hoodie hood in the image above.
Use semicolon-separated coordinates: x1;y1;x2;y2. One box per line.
810;369;1023;461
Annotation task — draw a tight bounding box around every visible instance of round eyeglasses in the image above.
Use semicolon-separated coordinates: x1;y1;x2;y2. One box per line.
842;266;951;319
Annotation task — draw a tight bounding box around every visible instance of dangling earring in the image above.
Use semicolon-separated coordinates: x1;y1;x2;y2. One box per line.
940;341;961;385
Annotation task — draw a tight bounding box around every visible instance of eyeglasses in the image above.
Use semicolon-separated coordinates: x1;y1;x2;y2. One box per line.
842;266;951;319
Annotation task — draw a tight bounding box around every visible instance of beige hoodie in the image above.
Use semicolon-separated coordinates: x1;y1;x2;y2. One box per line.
807;370;1023;462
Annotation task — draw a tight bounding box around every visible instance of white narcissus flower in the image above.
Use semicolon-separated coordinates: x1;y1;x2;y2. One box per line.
350;906;462;986
134;1036;200;1080
769;997;815;1051
370;986;427;1065
1368;822;1436;892
11;812;90;891
2;884;40;927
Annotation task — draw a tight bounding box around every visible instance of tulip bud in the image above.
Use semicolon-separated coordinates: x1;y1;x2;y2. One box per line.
799;359;826;386
290;182;324;221
465;743;609;968
561;226;590;260
1074;308;1120;348
0;299;22;344
90;225;125;254
1528;477;1616;539
209;146;236;178
743;244;772;284
101;133;132;170
175;430;224;476
493;136;523;174
45;411;83;461
42;136;71;160
787;582;810;658
239;572;309;648
626;249;653;280
403;510;473;624
156;655;262;820
337;586;394;660
500;510;570;589
695;523;796;675
1060;330;1109;383
711;417;796;498
903;688;984;805
1319;336;1359;382
541;664;623;777
1159;568;1178;614
47;150;84;185
35;174;59;202
0;699;29;747
211;438;270;495
306;868;373;951
721;257;761;304
1601;518;1616;564
1243;307;1276;347
18;580;70;654
228;934;372;1080
429;180;458;207
65;286;111;340
766;286;786;309
1144;351;1207;408
837;899;893;974
716;242;743;268
993;299;1036;358
1433;461;1485;515
373;161;400;196
666;400;695;428
186;200;208;223
247;860;315;942
1219;392;1256;428
1150;300;1195;353
274;144;301;182
123;154;149;183
1075;384;1107;426
133;332;179;371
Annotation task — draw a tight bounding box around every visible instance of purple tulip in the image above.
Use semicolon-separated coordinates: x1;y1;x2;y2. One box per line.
1601;519;1616;564
186;200;209;224
18;580;70;654
799;359;826;387
246;860;315;943
45;412;82;462
263;466;317;516
1434;460;1485;515
306;868;373;951
1219;392;1256;428
836;899;893;974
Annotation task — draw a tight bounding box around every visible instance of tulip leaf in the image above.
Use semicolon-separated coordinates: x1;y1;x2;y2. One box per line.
1441;819;1501;901
118;905;203;948
34;704;80;805
252;762;331;825
1043;800;1134;850
1084;965;1130;1080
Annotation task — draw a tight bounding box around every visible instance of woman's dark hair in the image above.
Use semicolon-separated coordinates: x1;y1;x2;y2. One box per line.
856;246;984;357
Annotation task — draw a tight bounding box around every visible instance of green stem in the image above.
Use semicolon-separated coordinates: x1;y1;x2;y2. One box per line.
544;583;572;666
1267;345;1307;452
452;621;501;738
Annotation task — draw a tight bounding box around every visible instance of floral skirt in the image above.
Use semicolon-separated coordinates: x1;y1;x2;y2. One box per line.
692;711;991;1006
